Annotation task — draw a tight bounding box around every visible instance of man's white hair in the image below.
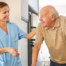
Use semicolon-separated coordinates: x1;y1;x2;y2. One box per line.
49;8;59;19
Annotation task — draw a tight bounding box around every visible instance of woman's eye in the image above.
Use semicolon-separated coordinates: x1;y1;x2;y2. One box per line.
3;12;6;14
3;11;9;14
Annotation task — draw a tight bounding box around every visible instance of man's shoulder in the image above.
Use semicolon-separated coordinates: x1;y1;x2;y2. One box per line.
59;15;66;28
59;15;66;20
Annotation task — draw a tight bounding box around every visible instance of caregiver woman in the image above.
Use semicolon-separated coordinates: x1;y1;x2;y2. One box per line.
0;2;37;66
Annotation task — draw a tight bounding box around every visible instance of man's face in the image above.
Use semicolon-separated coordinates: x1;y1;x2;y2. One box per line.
0;6;9;22
39;10;52;27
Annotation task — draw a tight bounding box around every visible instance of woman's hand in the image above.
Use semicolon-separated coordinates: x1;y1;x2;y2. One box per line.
7;47;20;56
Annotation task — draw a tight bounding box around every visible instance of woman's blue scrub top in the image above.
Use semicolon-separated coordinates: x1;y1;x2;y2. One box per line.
0;22;27;66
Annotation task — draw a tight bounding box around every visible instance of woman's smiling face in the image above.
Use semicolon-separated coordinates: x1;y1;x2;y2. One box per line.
0;6;9;22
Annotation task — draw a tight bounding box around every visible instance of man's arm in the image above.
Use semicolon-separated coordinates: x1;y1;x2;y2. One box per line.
24;28;37;39
31;44;41;66
31;22;43;66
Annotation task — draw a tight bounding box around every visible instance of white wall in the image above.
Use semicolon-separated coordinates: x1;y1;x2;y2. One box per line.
21;0;28;19
28;0;39;13
0;0;28;66
21;0;28;66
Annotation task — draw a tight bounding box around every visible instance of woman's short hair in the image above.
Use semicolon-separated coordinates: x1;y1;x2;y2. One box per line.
0;2;8;8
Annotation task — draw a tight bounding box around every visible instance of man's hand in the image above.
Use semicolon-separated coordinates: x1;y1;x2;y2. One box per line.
7;47;20;56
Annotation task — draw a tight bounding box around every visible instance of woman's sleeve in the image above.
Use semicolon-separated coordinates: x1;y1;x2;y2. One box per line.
14;24;27;40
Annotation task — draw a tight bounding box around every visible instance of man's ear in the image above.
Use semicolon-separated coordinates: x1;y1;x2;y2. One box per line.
52;14;55;21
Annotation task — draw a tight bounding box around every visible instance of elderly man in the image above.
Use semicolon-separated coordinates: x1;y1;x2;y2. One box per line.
31;5;66;66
